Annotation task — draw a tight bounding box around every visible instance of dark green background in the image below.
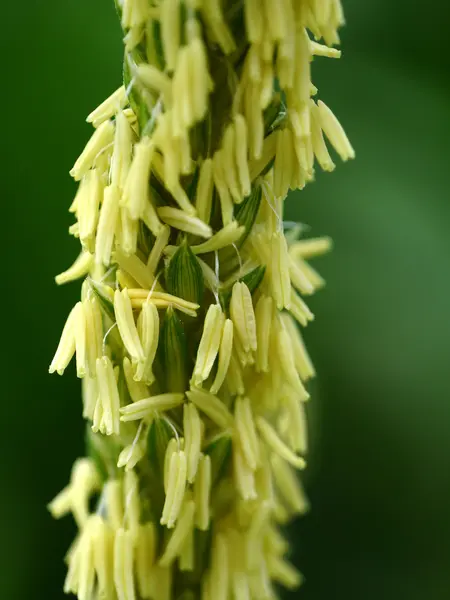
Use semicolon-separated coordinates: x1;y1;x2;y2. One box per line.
2;1;450;598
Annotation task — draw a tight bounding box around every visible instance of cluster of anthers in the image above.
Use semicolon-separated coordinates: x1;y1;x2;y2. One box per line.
49;0;353;599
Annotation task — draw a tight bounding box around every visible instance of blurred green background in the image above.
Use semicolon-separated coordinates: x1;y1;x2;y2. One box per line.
2;0;450;598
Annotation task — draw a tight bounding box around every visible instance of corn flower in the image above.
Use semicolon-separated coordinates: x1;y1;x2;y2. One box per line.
49;1;354;598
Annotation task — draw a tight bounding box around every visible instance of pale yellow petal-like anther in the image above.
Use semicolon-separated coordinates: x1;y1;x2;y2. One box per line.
274;128;294;197
122;0;150;29
49;304;77;375
245;513;266;574
70;120;115;181
293;28;311;106
154;146;197;216
189;222;245;255
130;297;198;318
184;403;202;483
227;353;246;396
255;450;275;504
74;301;87;378
289;236;333;260
92;517;115;600
78;169;102;252
136;63;173;100
271;231;291;310
177;131;194;175
115;248;160;290
118;440;146;472
213;150;234;226
248;560;273;600
284;388;308;453
147;225;170;274
288;289;314;326
114;288;145;363
64;515;97;599
233;114;251;198
309;100;336;171
255;295;273;373
194;454;211;530
122;138;157;222
117;268;138;290
271;453;310;516
112;110;134;191
196;256;220;292
114;528;136;600
142;200;165;239
104;479;124;530
267;554;303;590
95;184;120;266
193;304;224;386
120;393;185;421
317;99;355;161
188;32;213;122
222;123;243;204
230;282;257;354
311;0;332;29
256;416;306;469
161;450;188;528
48;458;100;527
69;173;86;213
149;566;172;600
172;46;192;137
310;40;341;58
264;0;289;41
123;356;150;402
276;326;309;400
233;443;257;500
55;251;93;285
280;313;315;382
123;469;141;535
210;318;234;395
179;524;195;572
117;206;139;256
160;0;180;72
129;290;200;313
244;0;263;43
164;438;179;494
95;356;121;436
186;388;234;430
157;206;212;238
200;0;236;54
249;130;277;181
82;374;98;420
196;158;214;224
159;499;195;566
234;396;260;471
260;61;275;110
93;382;106;434
245;83;264;159
87;86;127;128
288;254;315;295
135;300;160;383
234;332;254;368
208;533;229;600
260;171;282;235
136;523;157;599
263;524;289;557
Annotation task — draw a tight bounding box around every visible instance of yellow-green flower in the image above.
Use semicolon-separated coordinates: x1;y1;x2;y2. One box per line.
49;1;353;598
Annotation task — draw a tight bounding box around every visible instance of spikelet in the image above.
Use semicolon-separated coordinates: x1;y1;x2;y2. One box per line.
50;2;354;599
